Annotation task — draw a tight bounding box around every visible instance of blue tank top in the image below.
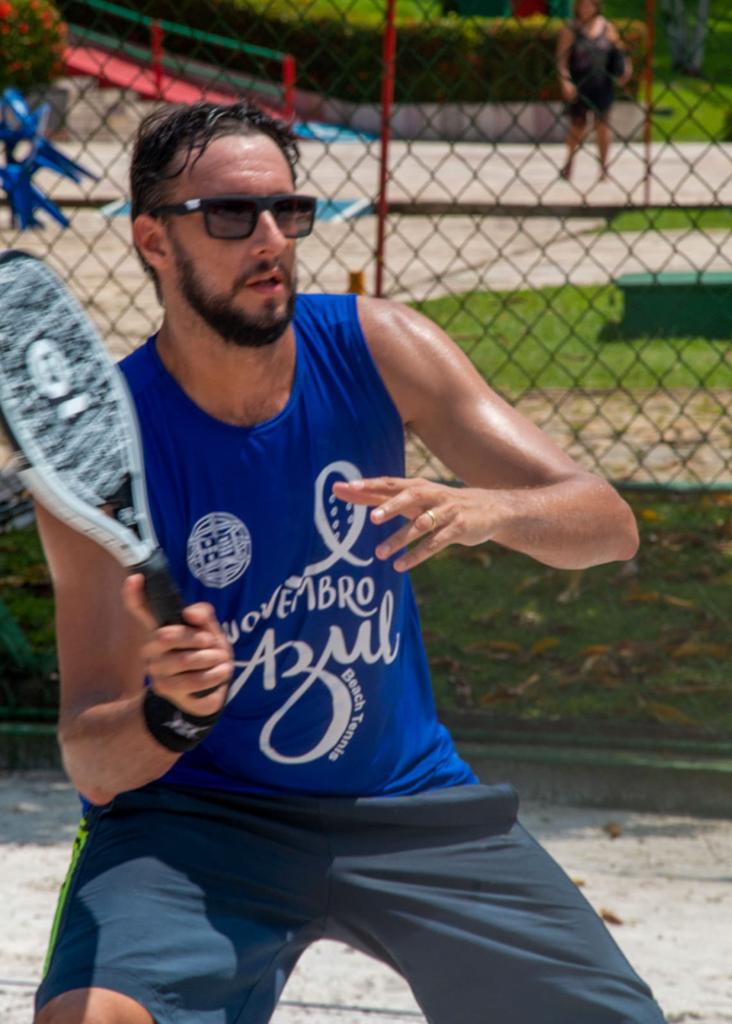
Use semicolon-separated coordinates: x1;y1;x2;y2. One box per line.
119;293;476;797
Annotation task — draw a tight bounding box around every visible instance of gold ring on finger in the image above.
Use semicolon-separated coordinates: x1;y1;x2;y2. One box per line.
425;508;437;532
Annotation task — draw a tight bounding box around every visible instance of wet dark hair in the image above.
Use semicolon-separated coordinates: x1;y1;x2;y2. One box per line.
130;100;300;289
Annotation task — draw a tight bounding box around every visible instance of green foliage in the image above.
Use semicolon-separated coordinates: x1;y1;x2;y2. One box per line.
0;597;40;675
57;0;645;104
0;528;56;713
0;0;66;89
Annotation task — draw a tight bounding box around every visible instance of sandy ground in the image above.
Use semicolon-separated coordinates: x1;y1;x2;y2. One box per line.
0;771;730;1023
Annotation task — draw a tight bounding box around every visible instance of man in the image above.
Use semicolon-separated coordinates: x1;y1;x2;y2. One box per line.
35;101;665;1024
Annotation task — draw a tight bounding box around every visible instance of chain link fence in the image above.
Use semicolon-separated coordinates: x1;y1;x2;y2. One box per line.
0;0;730;488
0;0;731;742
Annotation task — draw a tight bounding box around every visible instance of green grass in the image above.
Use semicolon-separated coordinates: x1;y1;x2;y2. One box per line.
649;80;732;142
1;491;730;736
414;284;732;394
411;489;732;734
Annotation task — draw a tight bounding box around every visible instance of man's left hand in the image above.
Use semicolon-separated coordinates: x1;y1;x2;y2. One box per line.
333;476;504;572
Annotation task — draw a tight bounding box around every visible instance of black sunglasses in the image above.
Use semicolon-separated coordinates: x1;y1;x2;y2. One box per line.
150;193;317;240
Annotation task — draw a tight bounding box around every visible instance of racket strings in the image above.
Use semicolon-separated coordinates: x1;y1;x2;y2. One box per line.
0;262;132;505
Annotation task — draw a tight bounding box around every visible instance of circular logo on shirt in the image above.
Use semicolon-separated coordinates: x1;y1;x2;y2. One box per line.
186;512;252;589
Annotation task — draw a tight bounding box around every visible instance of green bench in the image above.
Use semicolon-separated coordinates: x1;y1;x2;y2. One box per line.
615;271;732;338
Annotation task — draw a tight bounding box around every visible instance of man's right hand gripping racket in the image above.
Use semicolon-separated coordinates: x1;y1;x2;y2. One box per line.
0;249;185;627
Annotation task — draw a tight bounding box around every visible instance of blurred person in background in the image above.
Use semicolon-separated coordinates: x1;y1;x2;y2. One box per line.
556;0;632;182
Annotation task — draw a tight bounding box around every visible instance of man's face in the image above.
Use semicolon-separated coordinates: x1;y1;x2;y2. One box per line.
161;133;300;348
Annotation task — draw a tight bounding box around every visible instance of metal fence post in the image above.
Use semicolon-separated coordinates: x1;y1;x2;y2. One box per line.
644;0;657;205
375;0;397;299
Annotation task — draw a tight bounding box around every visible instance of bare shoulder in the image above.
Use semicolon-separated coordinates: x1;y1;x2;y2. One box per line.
356;293;424;332
354;298;584;489
557;22;575;46
355;295;480;423
558;22;574;40
606;19;622;44
356;295;452;363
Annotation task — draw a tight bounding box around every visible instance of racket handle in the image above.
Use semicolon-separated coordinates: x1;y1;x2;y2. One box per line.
139;548;186;627
138;549;227;702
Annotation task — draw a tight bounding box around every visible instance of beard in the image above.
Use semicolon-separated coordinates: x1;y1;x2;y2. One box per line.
173;239;296;349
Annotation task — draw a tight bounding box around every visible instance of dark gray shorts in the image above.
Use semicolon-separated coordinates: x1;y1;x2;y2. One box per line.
36;782;666;1023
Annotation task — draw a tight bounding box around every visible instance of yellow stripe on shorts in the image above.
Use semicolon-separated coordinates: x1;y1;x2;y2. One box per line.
41;814;92;978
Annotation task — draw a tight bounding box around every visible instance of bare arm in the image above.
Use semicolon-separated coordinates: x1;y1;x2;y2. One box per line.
608;22;633;85
556;25;578;101
333;299;638;572
35;503;232;805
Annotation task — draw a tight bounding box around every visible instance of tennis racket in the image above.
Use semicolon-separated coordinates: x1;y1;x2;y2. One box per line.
0;249;184;627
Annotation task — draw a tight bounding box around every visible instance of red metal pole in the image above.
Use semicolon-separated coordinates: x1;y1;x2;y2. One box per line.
643;0;656;206
283;55;296;124
375;0;397;298
150;19;164;101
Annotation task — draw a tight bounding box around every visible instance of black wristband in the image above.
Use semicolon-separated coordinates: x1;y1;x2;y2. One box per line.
142;686;222;753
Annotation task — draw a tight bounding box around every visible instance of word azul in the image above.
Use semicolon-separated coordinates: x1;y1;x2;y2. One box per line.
227;590;399;765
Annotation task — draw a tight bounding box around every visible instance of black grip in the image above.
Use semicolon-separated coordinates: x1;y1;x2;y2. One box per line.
138;547;186;627
136;548;225;701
